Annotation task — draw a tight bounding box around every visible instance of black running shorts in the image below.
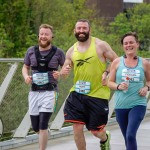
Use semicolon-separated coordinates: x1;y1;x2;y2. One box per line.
64;91;109;131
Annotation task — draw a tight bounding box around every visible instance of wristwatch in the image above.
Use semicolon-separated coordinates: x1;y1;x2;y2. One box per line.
145;85;150;91
103;71;109;76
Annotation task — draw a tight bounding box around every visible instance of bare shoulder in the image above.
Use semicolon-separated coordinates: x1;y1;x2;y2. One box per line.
95;37;118;62
66;45;74;58
142;58;150;70
95;38;109;50
111;57;120;66
142;58;150;64
109;57;120;75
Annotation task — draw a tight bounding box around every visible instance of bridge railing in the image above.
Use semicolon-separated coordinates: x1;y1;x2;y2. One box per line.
0;58;72;139
0;58;150;140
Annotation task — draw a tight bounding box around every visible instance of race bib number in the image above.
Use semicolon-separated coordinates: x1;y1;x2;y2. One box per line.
75;80;90;94
32;73;49;85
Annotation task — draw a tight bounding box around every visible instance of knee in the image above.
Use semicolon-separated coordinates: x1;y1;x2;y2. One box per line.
39;120;49;130
91;130;100;138
32;124;39;133
91;130;106;139
39;112;51;130
30;115;39;132
31;120;39;132
126;133;135;142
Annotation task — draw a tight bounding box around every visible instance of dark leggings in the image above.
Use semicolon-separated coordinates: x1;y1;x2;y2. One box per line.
115;105;146;150
30;112;52;132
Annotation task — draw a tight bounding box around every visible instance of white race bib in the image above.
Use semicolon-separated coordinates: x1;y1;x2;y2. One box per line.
75;80;90;94
32;73;49;85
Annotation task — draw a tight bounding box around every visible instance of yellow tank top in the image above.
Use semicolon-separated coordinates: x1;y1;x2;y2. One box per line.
70;37;110;99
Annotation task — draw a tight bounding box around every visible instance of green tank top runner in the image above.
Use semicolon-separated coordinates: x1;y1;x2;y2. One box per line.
70;36;110;100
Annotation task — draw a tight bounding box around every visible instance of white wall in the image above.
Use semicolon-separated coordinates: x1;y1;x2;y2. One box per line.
124;0;143;3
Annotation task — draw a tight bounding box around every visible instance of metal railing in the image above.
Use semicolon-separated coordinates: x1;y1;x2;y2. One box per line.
0;58;72;140
0;58;150;140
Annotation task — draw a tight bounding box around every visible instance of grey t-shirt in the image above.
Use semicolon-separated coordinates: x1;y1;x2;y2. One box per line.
24;45;65;89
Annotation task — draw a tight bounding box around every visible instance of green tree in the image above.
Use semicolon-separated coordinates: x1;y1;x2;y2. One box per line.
108;3;150;53
0;0;37;57
0;0;98;57
0;23;14;57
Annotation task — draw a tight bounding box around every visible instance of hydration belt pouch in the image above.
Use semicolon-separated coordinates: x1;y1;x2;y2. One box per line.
32;83;56;91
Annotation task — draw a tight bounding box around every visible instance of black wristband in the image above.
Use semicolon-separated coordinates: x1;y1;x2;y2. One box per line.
117;84;121;90
103;71;109;75
145;85;150;91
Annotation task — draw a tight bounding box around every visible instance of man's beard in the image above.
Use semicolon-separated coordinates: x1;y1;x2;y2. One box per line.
38;39;51;48
75;32;89;42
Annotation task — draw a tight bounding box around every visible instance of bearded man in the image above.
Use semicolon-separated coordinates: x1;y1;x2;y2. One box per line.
22;24;65;150
60;19;118;150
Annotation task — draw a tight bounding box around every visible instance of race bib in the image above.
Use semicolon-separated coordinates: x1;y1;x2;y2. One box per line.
75;80;90;94
32;72;49;85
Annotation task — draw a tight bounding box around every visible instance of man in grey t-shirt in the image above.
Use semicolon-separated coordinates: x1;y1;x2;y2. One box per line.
22;24;65;150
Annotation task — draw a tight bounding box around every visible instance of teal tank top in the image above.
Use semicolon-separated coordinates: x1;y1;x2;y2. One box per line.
114;56;147;109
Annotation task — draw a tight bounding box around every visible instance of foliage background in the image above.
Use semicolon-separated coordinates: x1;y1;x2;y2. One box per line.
0;1;150;58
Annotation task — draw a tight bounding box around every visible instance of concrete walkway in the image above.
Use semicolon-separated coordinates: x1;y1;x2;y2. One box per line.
10;115;150;150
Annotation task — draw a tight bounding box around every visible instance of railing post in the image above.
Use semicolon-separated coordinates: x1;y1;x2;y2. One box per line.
13;111;31;138
0;63;18;105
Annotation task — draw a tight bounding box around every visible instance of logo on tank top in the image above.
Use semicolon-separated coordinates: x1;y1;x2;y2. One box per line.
76;56;94;66
122;68;140;82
